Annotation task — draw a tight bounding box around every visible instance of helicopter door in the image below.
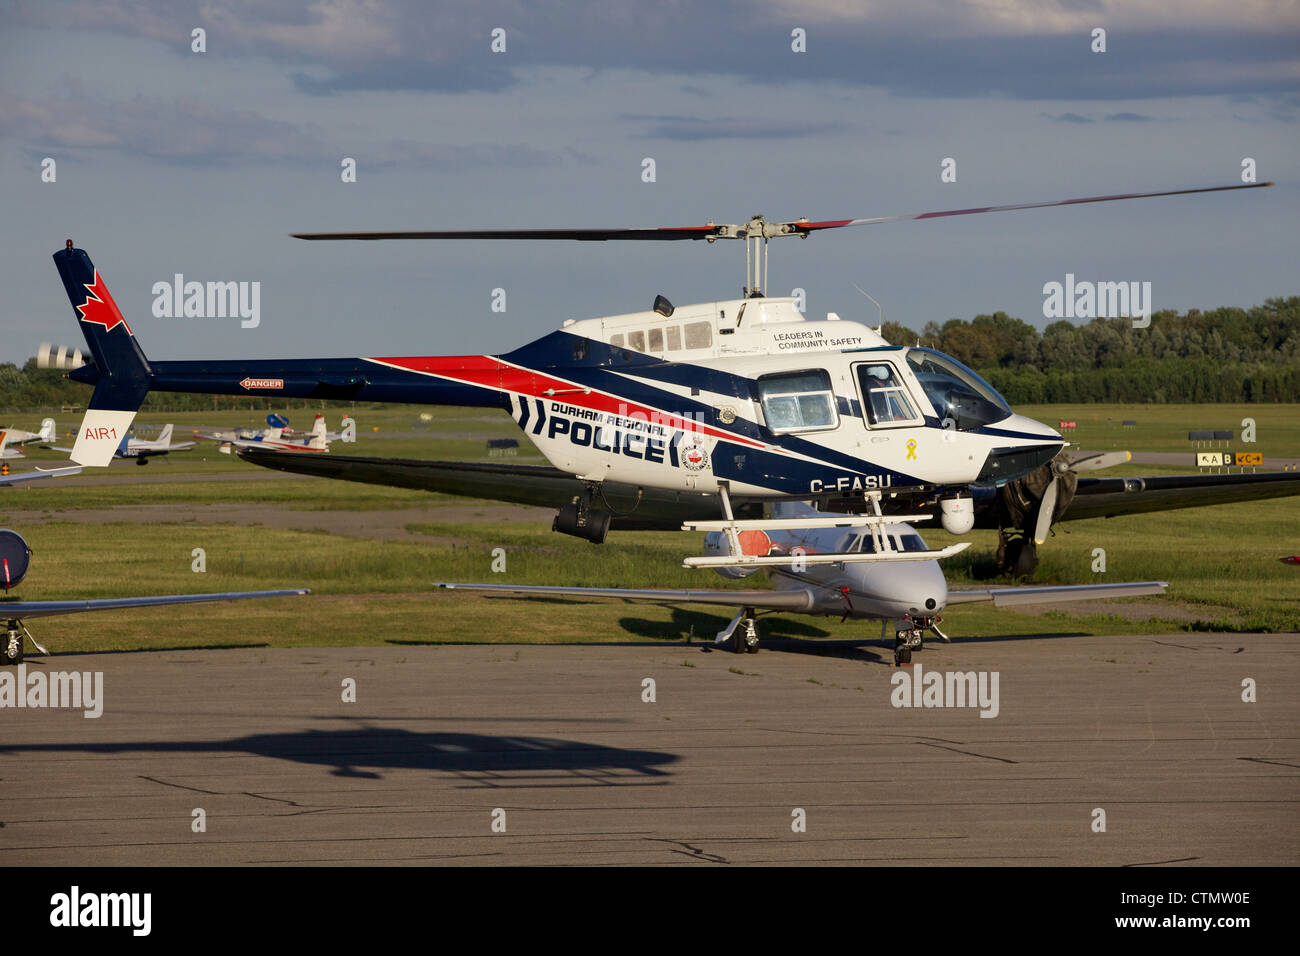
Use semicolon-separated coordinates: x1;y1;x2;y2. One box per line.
853;361;923;428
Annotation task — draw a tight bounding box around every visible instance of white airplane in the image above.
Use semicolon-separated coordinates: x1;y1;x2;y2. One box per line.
197;413;330;453
204;413;346;444
1;418;56;446
46;423;196;465
0;528;309;665
438;501;1166;664
0;432;27;461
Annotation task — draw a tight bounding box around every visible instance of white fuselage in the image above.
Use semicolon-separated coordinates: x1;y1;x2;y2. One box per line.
506;297;1061;499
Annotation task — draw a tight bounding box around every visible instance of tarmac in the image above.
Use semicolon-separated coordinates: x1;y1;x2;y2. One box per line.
1;634;1295;866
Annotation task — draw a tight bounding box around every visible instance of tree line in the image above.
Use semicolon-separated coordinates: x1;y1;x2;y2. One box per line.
881;295;1299;404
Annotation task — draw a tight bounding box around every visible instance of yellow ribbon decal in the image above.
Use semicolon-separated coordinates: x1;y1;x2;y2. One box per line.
906;438;917;460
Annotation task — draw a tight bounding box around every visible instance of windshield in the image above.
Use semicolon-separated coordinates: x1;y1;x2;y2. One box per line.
904;348;1011;431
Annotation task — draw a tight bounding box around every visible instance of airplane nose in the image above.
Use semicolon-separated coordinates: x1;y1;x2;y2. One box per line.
890;562;948;619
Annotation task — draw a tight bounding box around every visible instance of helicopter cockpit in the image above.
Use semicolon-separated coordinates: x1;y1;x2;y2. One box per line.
902;348;1012;431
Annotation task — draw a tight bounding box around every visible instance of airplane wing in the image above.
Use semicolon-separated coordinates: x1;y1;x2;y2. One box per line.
944;581;1167;607
0;465;82;486
1057;472;1300;521
436;582;817;611
239;449;749;529
1;588;310;619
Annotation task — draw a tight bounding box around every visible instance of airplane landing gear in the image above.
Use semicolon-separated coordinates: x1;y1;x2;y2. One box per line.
894;627;923;665
997;530;1039;577
717;608;760;653
732;616;760;654
4;622;23;666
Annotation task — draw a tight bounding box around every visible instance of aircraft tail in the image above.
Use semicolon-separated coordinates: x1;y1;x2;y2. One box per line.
38;418;55;442
157;424;174;446
52;243;152;466
307;413;328;449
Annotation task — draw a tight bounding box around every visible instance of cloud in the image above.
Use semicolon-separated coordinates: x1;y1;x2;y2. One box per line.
619;114;843;140
374;139;567;171
0;88;579;169
13;0;1299;100
1104;112;1154;121
0;88;324;165
1043;111;1094;123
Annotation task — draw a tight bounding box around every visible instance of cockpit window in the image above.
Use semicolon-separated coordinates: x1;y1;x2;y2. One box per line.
905;348;1011;431
850;530;927;553
855;362;921;426
757;370;838;433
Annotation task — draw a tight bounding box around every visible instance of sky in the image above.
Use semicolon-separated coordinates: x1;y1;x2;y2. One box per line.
1;0;1297;366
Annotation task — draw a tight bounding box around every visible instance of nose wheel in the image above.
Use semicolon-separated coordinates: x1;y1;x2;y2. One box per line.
894;627;924;665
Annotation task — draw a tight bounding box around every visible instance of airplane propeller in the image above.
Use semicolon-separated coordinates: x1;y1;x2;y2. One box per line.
1032;451;1133;545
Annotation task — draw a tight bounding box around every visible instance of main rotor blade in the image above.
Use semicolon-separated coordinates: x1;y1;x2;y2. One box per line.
292;181;1271;242
293;226;723;241
795;182;1273;233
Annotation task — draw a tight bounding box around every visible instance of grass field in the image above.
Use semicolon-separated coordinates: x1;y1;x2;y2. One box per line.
2;402;1297;655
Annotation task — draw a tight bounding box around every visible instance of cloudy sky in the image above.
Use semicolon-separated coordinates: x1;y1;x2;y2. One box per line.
1;0;1296;366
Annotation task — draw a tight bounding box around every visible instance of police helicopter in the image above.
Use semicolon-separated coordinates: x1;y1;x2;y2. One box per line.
48;182;1269;574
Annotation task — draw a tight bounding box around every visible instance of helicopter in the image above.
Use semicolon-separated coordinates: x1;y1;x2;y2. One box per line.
49;182;1270;571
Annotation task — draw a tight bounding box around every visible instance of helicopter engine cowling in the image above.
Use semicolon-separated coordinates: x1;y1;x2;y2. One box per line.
0;530;32;590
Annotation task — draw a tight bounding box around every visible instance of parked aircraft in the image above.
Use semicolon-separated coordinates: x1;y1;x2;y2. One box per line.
197;413;330;453
46;423;195;465
438;501;1166;663
1;418;55;445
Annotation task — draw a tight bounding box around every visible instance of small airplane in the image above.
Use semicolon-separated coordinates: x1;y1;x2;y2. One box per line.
46;423;196;465
0;432;27;461
437;501;1167;663
0;528;309;665
1;418;56;446
196;413;330;453
48;180;1270;572
204;413;347;444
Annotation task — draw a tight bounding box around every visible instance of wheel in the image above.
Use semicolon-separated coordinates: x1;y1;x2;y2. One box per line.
731;619;759;654
3;631;23;666
893;645;911;666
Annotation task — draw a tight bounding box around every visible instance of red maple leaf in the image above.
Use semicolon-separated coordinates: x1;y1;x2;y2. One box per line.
77;271;132;334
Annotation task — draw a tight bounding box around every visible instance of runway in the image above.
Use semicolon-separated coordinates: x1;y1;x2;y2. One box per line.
2;634;1296;866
